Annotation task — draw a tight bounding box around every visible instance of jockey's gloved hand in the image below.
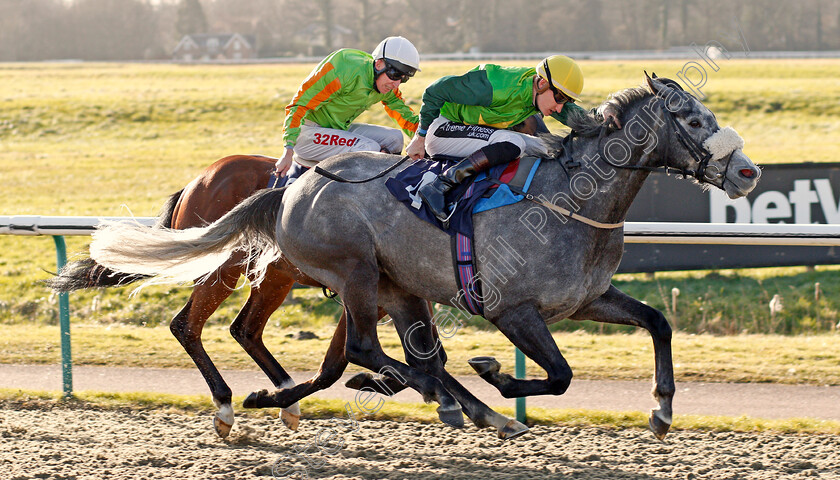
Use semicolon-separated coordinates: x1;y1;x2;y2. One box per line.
600;104;622;129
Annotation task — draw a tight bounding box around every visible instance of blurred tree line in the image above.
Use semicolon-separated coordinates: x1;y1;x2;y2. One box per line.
1;0;840;61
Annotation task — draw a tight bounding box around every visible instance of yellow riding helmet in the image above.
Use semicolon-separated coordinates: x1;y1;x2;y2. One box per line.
536;55;584;101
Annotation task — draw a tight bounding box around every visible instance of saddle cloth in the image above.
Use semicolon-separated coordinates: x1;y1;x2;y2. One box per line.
385;156;541;237
267;162;310;189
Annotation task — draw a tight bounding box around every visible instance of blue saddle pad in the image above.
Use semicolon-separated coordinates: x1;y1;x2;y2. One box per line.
473;157;541;214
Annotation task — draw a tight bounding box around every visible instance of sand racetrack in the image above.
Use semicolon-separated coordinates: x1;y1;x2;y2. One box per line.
3;400;839;480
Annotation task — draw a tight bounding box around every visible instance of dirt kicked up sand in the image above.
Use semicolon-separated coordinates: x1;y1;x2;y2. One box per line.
2;402;839;480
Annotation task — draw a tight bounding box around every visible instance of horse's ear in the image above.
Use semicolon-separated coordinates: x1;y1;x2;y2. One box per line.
645;71;683;96
644;71;662;95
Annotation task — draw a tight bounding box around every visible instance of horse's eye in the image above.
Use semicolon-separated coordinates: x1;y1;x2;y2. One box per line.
689;120;702;128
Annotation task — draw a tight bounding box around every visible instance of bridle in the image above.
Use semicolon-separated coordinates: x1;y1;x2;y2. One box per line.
520;86;742;231
596;89;733;188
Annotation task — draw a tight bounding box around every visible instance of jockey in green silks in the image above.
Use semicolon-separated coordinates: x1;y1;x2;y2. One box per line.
406;55;621;222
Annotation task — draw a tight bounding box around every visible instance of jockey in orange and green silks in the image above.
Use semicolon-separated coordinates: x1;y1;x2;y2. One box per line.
274;37;420;183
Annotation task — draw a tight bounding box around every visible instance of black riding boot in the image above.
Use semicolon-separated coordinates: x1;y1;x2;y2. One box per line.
418;150;491;222
419;141;521;223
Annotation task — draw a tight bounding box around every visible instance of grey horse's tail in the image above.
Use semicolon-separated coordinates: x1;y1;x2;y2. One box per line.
45;189;184;293
89;188;286;289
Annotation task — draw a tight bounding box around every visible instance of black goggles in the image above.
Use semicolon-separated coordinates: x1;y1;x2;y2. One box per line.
383;62;415;83
541;58;574;104
550;86;574;104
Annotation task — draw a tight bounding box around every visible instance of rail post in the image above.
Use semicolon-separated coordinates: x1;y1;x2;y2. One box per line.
51;235;73;398
514;347;526;423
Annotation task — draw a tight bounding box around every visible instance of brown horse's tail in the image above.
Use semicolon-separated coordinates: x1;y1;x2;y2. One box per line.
154;189;183;229
88;188;286;291
45;189;186;293
44;257;149;292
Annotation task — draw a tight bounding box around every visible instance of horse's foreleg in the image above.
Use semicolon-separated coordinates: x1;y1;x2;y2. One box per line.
229;268;301;430
471;302;574;399
170;277;237;438
569;285;675;440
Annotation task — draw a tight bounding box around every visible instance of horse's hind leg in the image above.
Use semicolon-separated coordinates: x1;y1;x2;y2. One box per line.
386;294;528;439
243;303;410;409
344;301;443;395
169;267;240;438
342;262;464;428
244;310;349;409
229;266;302;430
569;285;675;440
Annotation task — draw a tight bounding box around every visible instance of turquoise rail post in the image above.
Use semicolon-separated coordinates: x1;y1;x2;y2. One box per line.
514;347;526;423
52;235;73;398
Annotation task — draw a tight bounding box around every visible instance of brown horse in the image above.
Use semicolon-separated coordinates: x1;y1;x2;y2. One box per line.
48;155;353;438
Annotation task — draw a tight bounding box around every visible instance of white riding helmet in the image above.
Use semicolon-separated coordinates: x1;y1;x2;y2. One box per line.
372;36;421;73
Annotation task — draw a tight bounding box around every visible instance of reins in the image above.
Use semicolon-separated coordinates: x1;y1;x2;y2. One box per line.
313;155;410;183
524;192;625;229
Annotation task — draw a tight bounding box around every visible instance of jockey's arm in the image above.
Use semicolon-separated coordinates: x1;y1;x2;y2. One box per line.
281;53;346;152
551;102;622;129
381;90;419;139
408;71;495;160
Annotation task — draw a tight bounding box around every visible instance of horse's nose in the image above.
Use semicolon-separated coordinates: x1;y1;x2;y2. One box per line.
739;168;757;179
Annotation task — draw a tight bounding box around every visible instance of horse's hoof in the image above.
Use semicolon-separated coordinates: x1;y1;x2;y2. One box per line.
498;419;529;440
345;372;373;391
280;409;300;431
436;405;465;428
243;390;267;409
213;402;235;438
468;356;502;376
648;408;672;441
214;413;233;438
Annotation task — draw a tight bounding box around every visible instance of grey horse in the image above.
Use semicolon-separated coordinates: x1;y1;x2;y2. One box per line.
87;74;760;440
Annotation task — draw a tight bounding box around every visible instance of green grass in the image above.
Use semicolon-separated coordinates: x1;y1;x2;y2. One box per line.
609;266;840;335
3;388;838;435
4;244;838;337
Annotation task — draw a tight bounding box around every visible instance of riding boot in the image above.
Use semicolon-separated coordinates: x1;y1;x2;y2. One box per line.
419;150;492;222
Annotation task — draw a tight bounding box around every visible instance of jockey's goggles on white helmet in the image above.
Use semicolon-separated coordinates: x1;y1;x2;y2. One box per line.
372;36;420;83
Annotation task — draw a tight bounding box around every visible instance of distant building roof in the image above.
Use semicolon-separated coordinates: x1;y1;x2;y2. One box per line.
172;33;256;56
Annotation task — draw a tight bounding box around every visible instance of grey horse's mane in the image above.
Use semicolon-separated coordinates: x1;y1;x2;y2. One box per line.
541;84;654;157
